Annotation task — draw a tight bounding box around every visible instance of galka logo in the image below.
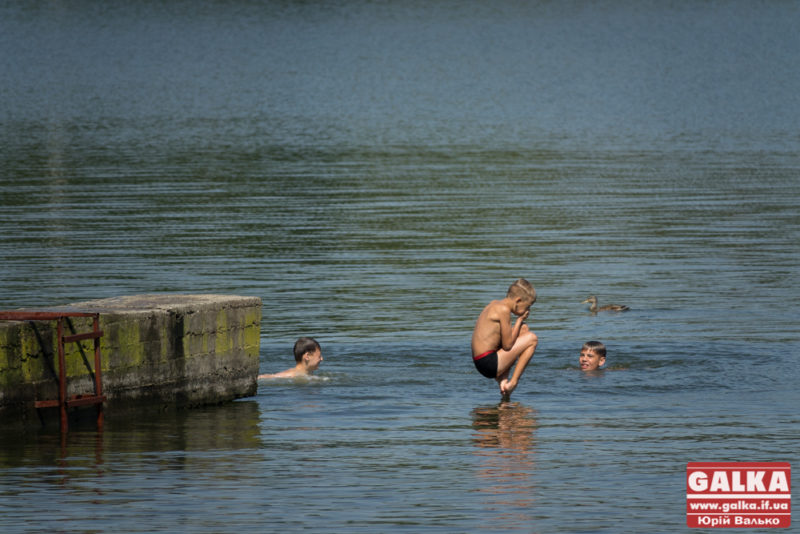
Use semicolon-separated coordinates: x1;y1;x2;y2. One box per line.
687;462;791;528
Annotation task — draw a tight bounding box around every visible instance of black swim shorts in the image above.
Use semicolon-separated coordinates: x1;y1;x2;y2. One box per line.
473;350;498;379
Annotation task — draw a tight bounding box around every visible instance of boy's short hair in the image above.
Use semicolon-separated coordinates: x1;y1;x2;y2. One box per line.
507;278;537;303
293;337;320;362
583;340;606;358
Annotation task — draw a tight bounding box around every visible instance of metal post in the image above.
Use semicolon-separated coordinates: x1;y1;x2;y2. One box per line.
93;314;104;429
57;317;68;432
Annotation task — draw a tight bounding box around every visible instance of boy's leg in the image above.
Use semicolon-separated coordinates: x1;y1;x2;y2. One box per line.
495;327;538;377
495;367;510;388
495;327;538;396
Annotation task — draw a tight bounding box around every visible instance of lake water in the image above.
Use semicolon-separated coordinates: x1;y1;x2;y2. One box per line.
1;1;799;532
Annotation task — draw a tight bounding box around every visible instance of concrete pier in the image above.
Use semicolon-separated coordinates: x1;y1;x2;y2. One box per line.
0;294;261;427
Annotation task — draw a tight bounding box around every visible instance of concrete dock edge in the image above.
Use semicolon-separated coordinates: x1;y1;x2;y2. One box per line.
0;294;261;427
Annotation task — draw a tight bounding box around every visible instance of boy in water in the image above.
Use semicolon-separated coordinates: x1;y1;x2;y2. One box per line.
579;341;606;371
471;279;539;398
258;337;323;379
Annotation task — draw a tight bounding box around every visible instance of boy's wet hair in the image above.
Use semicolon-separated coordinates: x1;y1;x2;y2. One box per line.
507;278;537;303
293;337;321;362
583;340;606;358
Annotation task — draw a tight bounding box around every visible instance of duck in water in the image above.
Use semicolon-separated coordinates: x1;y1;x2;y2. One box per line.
582;295;629;313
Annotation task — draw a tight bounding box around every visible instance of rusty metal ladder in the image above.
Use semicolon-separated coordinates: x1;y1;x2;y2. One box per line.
0;311;106;432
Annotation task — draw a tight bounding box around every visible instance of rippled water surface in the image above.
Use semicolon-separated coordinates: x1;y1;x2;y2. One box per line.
1;1;799;532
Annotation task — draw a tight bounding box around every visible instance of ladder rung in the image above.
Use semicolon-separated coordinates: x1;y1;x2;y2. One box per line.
65;395;106;407
35;395;106;408
63;330;104;343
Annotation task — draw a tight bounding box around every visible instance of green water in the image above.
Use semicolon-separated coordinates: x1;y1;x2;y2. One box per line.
1;1;798;532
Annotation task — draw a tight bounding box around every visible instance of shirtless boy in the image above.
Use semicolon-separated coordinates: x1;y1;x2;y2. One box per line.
471;279;539;398
258;337;322;379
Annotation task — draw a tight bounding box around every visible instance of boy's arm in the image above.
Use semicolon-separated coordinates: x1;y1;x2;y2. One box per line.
498;306;526;351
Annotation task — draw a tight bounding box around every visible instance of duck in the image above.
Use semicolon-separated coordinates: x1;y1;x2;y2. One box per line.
582;295;629;313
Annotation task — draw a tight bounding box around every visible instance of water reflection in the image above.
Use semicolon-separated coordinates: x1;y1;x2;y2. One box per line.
0;400;262;469
471;401;537;529
0;401;265;531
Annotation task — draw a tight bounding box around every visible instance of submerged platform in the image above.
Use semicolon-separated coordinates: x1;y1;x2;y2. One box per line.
0;294;262;428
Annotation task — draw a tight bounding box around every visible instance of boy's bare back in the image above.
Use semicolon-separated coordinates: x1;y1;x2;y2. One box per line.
471;299;512;357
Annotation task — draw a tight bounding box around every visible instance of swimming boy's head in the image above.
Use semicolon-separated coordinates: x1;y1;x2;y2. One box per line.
579;341;606;371
294;336;322;371
507;278;536;314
